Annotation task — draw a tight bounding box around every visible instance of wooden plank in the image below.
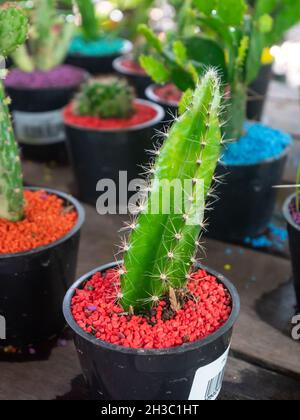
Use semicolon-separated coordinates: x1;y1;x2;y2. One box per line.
221;357;300;401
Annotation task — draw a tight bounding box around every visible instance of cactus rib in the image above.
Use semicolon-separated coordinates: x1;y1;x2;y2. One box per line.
121;70;222;312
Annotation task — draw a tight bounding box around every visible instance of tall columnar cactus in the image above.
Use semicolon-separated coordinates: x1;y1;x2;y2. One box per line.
0;5;28;221
74;78;135;119
11;0;74;71
120;70;222;312
76;0;99;41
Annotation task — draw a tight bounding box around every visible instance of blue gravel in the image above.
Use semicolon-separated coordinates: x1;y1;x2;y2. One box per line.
244;223;288;250
69;35;126;57
223;123;292;165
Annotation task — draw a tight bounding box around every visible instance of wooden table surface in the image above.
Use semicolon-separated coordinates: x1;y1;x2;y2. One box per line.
1;79;300;401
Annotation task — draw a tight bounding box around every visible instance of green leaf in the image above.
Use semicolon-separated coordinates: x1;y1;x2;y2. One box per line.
193;0;216;15
138;24;162;52
173;41;187;65
170;67;195;91
269;0;300;44
184;36;227;81
215;0;247;26
139;55;170;84
258;14;273;33
254;0;278;17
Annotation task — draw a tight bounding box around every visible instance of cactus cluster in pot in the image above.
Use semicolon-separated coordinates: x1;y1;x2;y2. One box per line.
0;4;28;221
74;77;135;119
11;0;74;71
118;69;223;312
139;0;300;140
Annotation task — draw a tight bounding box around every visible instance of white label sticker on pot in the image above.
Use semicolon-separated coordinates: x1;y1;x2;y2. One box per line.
13;109;66;145
189;347;230;401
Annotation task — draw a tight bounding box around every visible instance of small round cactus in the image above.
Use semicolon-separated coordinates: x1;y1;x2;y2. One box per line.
74;77;136;119
0;6;28;57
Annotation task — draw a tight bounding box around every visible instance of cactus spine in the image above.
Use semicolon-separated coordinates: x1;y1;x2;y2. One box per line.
74;78;135;119
120;70;222;312
0;5;28;221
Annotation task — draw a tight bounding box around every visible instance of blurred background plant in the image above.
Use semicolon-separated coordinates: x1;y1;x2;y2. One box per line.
11;0;75;71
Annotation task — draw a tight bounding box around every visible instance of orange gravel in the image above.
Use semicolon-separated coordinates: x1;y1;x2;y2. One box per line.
0;190;78;255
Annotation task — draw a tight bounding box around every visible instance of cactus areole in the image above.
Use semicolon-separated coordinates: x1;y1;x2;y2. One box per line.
0;6;28;222
119;70;223;313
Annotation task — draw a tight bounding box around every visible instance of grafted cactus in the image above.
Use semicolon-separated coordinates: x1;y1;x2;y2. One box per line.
74;78;135;119
120;70;222;312
12;0;74;71
0;5;28;221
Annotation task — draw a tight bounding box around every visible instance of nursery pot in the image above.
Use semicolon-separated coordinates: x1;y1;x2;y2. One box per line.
66;41;132;75
207;147;289;241
145;84;179;123
6;76;86;163
64;100;165;206
63;262;240;401
113;56;152;98
283;194;300;311
247;64;273;121
0;188;85;347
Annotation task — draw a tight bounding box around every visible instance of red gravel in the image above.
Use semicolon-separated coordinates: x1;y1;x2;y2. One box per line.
120;59;147;76
154;83;182;105
64;101;157;130
0;190;77;254
71;268;232;349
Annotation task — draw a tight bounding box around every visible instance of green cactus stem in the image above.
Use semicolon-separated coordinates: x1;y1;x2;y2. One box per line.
76;0;99;41
74;78;135;119
11;0;74;72
0;5;28;222
120;69;222;312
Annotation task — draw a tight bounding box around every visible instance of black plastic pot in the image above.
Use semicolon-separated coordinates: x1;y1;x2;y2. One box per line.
113;56;152;98
247;64;273;121
65;41;132;75
0;187;85;347
65;99;165;206
6;72;86;163
63;262;240;401
145;84;179;124
283;194;300;311
207;147;289;241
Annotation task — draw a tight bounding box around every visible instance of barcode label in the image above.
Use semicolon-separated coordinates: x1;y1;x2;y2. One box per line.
205;367;226;400
188;347;230;400
13;109;66;145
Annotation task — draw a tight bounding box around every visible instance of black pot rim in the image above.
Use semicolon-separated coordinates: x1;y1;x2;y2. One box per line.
283;192;300;231
68;39;133;59
64;98;165;133
63;261;240;356
112;56;148;78
145;83;180;108
5;66;89;93
0;187;85;260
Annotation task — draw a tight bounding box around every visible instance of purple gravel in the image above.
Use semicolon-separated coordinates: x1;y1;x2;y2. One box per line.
5;65;86;89
289;197;300;226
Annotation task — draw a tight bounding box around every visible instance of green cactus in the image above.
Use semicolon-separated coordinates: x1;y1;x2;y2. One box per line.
75;0;99;41
74;78;135;119
120;69;222;312
11;0;74;71
0;5;28;222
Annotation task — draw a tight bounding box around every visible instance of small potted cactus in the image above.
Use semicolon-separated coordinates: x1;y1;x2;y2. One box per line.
5;0;87;163
66;0;132;74
0;4;85;350
139;0;297;241
283;164;300;313
64;76;165;205
63;70;240;400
